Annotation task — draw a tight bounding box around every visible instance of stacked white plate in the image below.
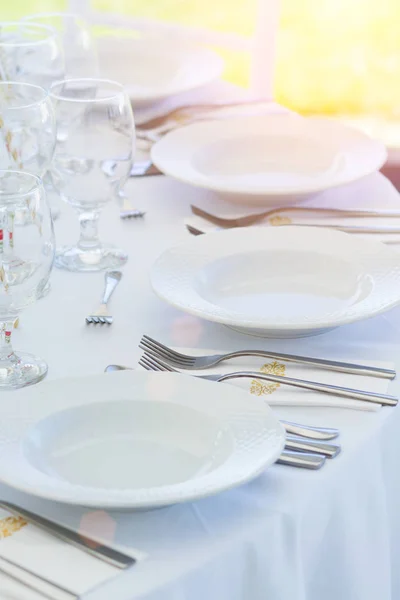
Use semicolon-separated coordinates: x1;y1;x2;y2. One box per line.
151;226;400;338
97;34;224;108
151;114;387;205
0;371;284;509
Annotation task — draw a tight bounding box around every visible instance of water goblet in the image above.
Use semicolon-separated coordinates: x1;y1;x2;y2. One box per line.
50;78;134;272
0;22;64;89
0;170;55;389
22;12;98;79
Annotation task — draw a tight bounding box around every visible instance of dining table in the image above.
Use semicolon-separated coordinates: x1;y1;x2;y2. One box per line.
2;84;400;600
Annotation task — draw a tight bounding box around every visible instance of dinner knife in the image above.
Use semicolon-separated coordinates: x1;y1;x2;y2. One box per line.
277;450;326;470
0;502;135;570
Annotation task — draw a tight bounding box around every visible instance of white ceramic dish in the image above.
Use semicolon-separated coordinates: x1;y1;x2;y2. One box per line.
151;226;400;338
97;34;224;108
0;370;284;509
151;114;387;206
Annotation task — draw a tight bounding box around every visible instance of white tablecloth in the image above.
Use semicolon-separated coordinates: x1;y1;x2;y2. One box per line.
3;126;400;599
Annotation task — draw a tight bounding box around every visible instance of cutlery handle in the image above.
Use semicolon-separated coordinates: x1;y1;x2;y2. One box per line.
281;420;339;440
220;350;395;380
102;270;122;306
216;371;398;406
0;502;135;570
277;450;326;470
285;435;340;458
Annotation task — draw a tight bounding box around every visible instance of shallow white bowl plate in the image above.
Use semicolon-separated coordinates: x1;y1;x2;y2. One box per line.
97;34;224;108
151;114;387;206
151;226;400;338
0;371;284;509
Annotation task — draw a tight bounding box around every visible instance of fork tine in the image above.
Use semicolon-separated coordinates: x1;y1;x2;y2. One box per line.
138;356;156;371
139;339;191;364
86;317;92;324
141;335;195;364
140;343;195;368
141;352;177;372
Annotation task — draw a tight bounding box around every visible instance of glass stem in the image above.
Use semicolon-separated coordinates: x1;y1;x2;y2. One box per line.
77;210;101;252
0;321;16;362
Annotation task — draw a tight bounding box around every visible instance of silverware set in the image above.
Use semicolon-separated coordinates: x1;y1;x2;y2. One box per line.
123;333;396;470
137;338;397;407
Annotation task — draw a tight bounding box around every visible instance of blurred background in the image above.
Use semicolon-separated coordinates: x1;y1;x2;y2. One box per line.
3;0;400;150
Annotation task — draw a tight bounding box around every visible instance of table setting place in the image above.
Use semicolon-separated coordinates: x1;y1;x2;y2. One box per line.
1;10;400;600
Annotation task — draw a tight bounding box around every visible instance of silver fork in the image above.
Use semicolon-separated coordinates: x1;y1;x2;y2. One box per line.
86;270;122;325
139;334;396;379
138;352;397;406
118;189;146;219
191;203;400;229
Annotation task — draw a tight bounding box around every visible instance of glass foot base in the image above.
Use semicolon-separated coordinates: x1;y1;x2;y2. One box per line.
55;244;128;272
0;352;48;390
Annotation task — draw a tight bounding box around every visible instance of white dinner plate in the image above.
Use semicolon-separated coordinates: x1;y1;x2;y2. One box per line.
0;371;284;509
97;34;224;108
151;226;400;338
151;114;387;206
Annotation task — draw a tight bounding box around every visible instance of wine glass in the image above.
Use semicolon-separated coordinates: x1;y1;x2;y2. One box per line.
0;81;56;181
22;12;98;78
50;78;134;272
0;22;64;89
0;170;55;389
0;81;56;229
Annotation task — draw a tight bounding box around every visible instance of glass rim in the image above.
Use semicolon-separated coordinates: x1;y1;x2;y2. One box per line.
0;21;58;47
49;78;127;103
0;170;43;200
0;81;50;110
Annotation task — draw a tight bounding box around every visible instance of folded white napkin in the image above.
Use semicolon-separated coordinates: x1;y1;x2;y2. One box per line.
185;171;400;245
138;349;394;411
0;508;144;599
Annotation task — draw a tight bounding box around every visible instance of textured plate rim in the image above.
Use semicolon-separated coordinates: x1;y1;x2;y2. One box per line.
151;115;387;196
150;226;400;332
0;371;285;508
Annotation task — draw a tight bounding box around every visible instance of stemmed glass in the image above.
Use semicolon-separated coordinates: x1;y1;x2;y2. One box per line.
50;78;134;272
22;12;98;78
0;170;55;389
0;81;56;223
0;22;64;89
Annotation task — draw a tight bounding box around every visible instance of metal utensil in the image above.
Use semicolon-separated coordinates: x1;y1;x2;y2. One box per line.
191;203;400;228
277;450;326;470
281;420;339;440
104;364;340;441
284;435;340;458
118;190;146;219
187;220;400;235
139;334;395;379
0;501;135;570
138;352;398;407
136;99;271;131
129;159;162;178
85;270;122;325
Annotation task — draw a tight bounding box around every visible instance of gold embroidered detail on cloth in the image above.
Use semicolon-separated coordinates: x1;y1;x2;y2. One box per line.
250;361;286;396
0;516;27;539
269;215;292;226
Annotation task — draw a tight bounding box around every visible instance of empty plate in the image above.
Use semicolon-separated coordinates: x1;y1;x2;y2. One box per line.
0;370;284;508
151;114;387;205
97;34;224;108
151;226;400;337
